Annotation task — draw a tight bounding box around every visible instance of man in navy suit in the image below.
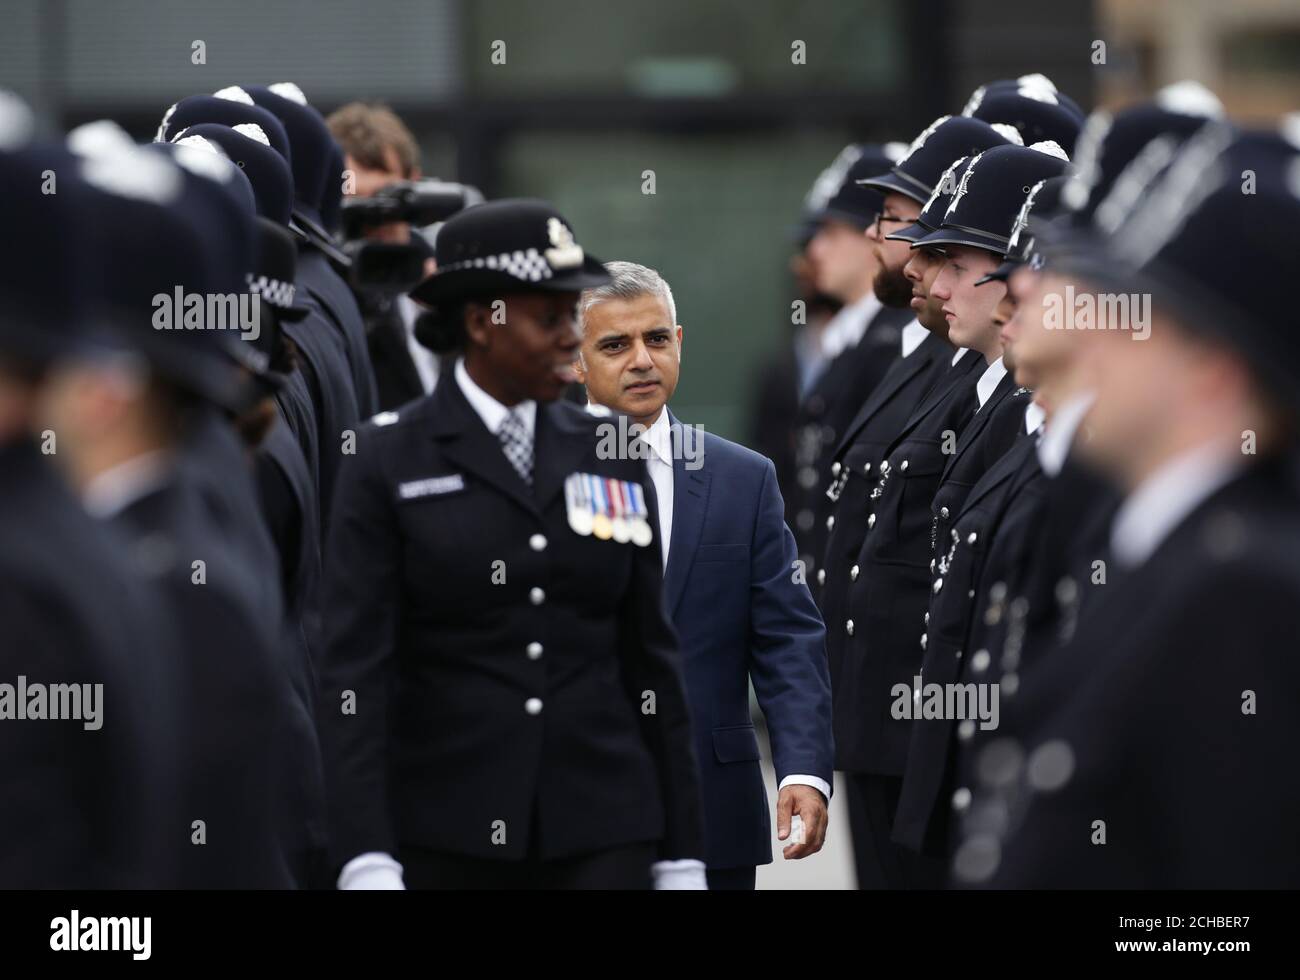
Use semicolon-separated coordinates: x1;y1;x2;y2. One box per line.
576;261;834;889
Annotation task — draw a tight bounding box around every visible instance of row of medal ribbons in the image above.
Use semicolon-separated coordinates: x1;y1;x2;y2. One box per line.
565;473;653;547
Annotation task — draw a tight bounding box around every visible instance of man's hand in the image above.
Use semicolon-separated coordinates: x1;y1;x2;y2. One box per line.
777;784;828;859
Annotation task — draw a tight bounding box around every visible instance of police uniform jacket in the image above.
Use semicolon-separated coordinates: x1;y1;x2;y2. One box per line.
0;440;180;888
298;247;380;418
893;425;1044;854
972;456;1300;887
317;371;705;869
820;330;952;770
836;350;984;774
792;304;912;569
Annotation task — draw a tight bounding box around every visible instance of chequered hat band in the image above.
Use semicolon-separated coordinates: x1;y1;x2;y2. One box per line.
248;275;296;309
439;247;555;283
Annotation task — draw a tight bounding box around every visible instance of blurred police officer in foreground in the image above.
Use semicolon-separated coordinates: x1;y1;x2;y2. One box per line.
318;199;705;889
0;99;180;888
36;128;300;887
959;122;1300;887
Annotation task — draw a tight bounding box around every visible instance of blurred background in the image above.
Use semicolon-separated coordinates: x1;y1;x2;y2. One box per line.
3;0;1297;888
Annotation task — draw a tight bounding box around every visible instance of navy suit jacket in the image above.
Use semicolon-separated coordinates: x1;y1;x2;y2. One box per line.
656;412;834;870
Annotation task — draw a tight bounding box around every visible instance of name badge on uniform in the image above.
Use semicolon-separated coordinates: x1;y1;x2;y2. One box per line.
398;473;465;500
565;473;652;547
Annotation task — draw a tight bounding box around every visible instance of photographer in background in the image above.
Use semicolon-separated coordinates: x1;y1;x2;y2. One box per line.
328;102;439;410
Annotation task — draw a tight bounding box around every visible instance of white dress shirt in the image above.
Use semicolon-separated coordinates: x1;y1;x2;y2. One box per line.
639;411;676;571
1037;389;1096;477
974;356;1008;411
1110;441;1243;569
951;347;972;366
455;357;536;440
900;318;928;358
1024;401;1047;436
399;294;440;395
820;291;883;360
82;451;172;519
636;410;831;804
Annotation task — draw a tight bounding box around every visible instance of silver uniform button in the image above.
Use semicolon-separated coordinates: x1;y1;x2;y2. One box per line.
529;533;547;552
967;532;978;545
867;513;876;529
924;612;930;624
971;649;991;673
817;568;826;585
957;719;976;741
863;461;872;476
952;787;972;811
831;461;842;476
529;587;546;605
900;459;909;472
846;619;855;636
524;698;543;715
526;642;543;660
933;577;944;594
920;632;927;650
826;515;835;531
850;564;859;581
939;506;950;519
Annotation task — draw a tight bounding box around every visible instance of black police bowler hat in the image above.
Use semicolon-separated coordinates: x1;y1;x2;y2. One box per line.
912;142;1070;254
71;132;250;412
410;199;612;309
963;76;1085;128
0;101;95;365
1058;88;1224;238
812;142;907;229
171;122;295;226
1059;124;1300;412
975;175;1073;285
888;154;973;245
156;95;293;167
858;116;1021;205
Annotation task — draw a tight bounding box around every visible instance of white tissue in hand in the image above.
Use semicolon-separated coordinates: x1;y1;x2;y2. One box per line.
789;814;806;845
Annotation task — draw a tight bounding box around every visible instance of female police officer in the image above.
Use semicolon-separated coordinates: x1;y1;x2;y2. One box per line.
318;199;706;889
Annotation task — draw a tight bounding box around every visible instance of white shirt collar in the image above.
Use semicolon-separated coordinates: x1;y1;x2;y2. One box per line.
900;319;928;358
638;410;675;467
1024;401;1047;435
975;356;1008;410
1110;441;1244;569
821;291;882;359
455;358;536;438
951;347;972;366
1037;389;1096;477
83;451;173;519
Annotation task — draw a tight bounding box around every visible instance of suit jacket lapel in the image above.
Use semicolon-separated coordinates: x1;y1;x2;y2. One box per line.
662;411;711;615
429;375;538;516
